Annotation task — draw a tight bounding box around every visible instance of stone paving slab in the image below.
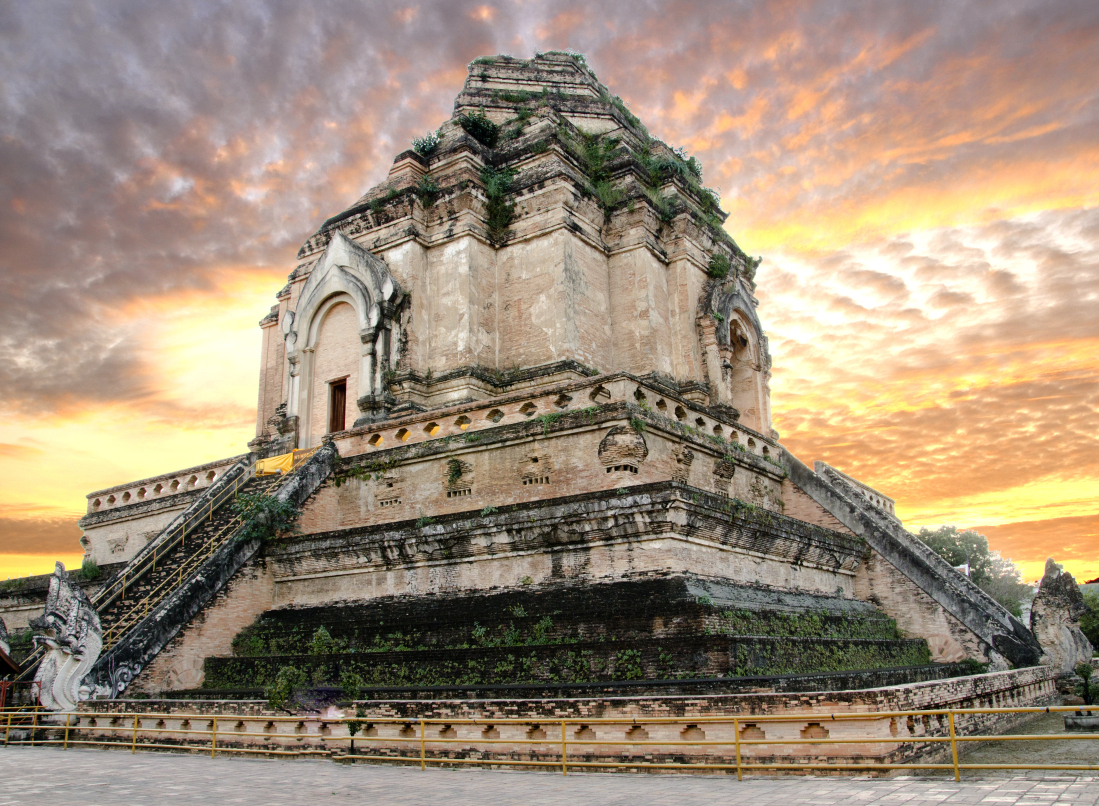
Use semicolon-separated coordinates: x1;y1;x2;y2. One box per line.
1;747;1097;806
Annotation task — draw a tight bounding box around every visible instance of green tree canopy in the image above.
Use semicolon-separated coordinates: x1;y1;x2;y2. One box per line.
916;526;1033;618
1081;591;1099;649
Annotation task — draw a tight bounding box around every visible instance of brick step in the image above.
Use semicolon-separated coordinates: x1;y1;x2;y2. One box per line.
206;634;937;690
95;473;283;637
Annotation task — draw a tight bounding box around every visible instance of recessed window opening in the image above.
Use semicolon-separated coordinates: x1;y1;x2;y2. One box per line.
589;385;611;403
730;323;750;351
523;476;551;485
606;464;638;474
446;488;472;498
329;379;347;433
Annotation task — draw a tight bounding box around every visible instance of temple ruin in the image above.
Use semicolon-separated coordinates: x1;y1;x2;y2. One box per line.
5;54;1075;726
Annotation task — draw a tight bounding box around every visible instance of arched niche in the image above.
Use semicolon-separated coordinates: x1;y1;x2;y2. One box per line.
303;295;359;445
698;281;774;435
725;312;762;425
284;232;405;447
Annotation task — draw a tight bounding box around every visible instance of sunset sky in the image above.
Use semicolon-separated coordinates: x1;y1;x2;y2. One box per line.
1;0;1096;584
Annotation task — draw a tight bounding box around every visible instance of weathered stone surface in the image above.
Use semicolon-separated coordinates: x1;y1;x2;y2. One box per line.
79;455;248;566
78;665;1061;771
0;52;1051;705
83;443;338;701
1030;558;1094;675
30;563;103;711
785;452;1041;669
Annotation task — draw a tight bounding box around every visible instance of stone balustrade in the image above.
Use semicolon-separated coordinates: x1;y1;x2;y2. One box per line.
85;455;248;515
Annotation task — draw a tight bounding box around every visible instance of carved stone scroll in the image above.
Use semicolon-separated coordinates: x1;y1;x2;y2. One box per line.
30;563;103;711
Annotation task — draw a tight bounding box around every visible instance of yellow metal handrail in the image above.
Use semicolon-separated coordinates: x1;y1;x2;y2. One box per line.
97;451;321;648
91;464;258;613
2;704;1095;779
99;511;249;648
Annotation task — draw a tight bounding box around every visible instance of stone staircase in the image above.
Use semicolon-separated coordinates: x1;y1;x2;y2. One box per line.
782;451;1041;668
77;442;339;699
95;473;283;648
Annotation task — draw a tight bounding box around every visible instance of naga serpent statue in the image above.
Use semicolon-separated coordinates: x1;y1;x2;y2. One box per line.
29;563;103;711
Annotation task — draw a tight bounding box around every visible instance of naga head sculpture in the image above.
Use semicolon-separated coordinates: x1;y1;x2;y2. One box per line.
30;563;103;711
30;563;101;658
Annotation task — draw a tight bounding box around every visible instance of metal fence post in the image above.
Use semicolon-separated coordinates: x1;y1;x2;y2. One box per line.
948;711;960;782
420;718;426;770
211;716;217;758
561;721;567;776
30;709;37;745
734;717;742;781
63;713;71;749
132;715;138;753
4;711;12;745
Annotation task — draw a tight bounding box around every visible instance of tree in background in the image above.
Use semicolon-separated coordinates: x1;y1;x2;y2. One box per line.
917;526;1033;618
1081;591;1099;650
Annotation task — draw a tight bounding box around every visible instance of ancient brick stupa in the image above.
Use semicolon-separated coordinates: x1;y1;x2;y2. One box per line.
49;53;1040;699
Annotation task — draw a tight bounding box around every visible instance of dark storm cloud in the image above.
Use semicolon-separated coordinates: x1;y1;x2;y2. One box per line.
0;0;523;415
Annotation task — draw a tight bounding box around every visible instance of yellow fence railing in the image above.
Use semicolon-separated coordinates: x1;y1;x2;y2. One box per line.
2;705;1096;780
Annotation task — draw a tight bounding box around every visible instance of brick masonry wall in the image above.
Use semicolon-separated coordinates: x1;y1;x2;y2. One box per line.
855;549;988;664
299;411;786;540
79;665;1059;767
275;482;868;607
130;558;275;694
782;479;854;534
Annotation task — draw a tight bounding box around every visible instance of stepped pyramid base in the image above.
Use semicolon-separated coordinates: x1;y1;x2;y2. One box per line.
201;574;936;693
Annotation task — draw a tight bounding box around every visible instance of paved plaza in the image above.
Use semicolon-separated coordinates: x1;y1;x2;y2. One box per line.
1;746;1097;806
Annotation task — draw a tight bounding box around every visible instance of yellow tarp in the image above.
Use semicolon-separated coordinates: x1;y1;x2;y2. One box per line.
256;452;294;476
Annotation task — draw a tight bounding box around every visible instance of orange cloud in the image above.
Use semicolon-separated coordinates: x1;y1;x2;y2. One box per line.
1;0;1096;588
469;5;497;22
